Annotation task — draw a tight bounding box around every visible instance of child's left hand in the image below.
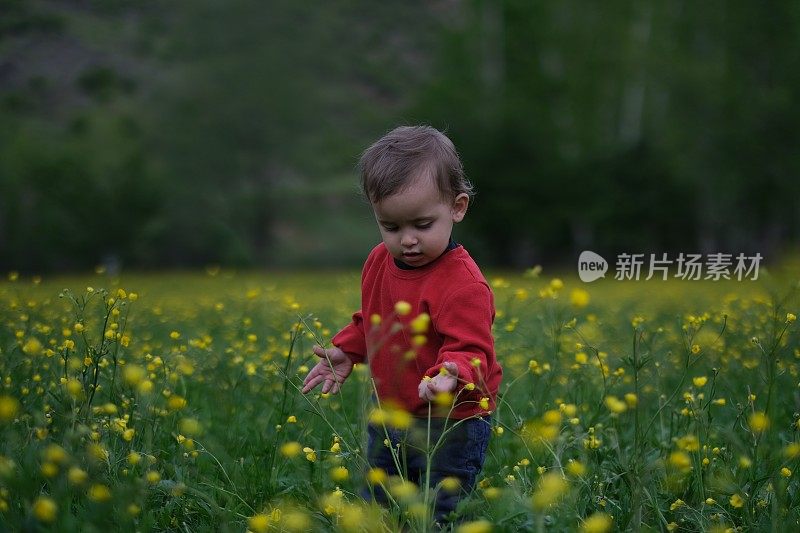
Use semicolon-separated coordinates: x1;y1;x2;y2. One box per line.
418;361;459;401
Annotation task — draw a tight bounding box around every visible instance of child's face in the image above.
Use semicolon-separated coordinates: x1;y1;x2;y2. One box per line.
372;175;469;267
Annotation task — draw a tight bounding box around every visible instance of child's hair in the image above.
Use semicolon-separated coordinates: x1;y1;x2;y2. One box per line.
359;125;474;204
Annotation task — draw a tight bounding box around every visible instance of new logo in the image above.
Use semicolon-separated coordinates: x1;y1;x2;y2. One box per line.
578;251;608;283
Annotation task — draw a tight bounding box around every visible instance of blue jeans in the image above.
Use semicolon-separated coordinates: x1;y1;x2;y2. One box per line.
361;416;491;523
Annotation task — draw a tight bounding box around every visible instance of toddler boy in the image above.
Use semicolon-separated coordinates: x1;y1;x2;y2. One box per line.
302;125;502;524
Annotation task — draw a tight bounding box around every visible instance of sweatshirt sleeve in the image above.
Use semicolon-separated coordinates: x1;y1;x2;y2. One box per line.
424;282;495;395
332;310;367;364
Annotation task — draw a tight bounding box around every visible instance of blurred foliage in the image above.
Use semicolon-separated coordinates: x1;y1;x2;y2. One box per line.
1;0;799;272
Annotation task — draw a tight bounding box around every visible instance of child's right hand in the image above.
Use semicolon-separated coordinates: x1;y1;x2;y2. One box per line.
301;345;354;395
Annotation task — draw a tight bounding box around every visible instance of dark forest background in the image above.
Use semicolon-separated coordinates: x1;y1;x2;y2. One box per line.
1;0;799;272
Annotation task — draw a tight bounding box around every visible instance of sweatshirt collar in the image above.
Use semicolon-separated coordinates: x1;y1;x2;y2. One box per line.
393;237;459;270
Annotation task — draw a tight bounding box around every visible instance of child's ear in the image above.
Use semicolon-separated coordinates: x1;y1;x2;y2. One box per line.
451;193;469;223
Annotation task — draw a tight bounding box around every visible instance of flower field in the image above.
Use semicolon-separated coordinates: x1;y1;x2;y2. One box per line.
1;267;799;532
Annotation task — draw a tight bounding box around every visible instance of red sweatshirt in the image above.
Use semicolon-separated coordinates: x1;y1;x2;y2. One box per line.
332;243;503;419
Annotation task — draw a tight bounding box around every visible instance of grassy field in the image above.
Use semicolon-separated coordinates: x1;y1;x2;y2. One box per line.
1;266;799;532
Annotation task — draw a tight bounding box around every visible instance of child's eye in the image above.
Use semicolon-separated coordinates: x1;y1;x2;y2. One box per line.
416;222;433;230
382;225;398;232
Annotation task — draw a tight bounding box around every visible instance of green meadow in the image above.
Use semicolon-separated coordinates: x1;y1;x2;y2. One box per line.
1;268;799;532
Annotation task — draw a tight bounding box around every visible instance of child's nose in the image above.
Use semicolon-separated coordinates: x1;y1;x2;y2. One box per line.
400;232;418;247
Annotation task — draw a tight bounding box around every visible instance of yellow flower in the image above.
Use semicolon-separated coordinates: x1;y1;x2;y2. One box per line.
456;520;493;533
303;447;317;462
479;397;490;410
668;451;692;472
367;467;387;485
178;418;202;436
410;313;430;333
693;376;708;387
691;344;701;355
394;301;412;316
65;378;83;398
249;514;271;533
786;312;796;324
435;391;454;407
168;396;187;411
146;470;161;484
22;337;43;356
123;365;146;387
532;472;568;510
624;393;638;408
566;460;586;477
669;499;685;511
280;441;302;458
389;479;418;501
128;451;141;465
581;513;613;533
781;467;792;478
43;444;68;464
40;462;58;477
676;434;700;452
749;412;769;432
368;408;388;425
570;288;590;308
729;493;744;508
68;467;88;486
339;503;367;530
483;487;502;500
604;396;627;414
32;496;57;522
784;443;800;459
282;509;311;532
542;410;562;425
440;476;461;493
330;466;349;482
389;408;412;429
87;484;112;502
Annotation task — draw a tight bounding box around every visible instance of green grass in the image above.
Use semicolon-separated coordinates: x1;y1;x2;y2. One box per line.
0;268;799;532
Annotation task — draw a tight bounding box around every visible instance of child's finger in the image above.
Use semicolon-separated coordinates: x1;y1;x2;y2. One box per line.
442;361;458;377
424;380;437;401
302;370;323;393
418;380;428;400
313;345;328;358
301;368;316;389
